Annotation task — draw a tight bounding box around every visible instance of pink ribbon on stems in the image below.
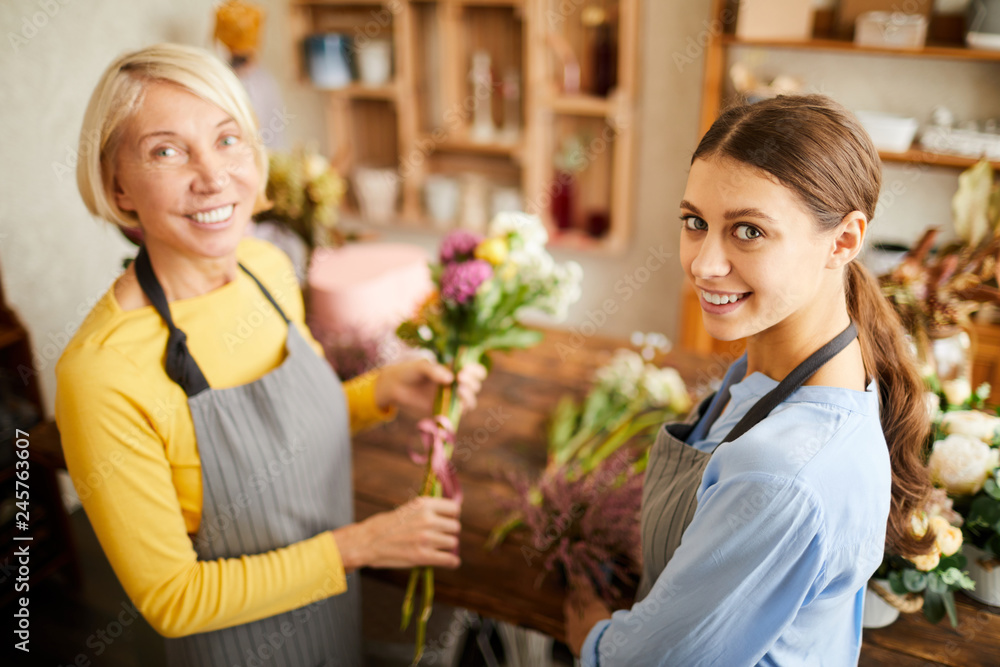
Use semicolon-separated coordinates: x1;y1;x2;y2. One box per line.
412;415;463;504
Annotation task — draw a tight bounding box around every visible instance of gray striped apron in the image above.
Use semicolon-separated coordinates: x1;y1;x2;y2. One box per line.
636;323;858;601
133;248;361;667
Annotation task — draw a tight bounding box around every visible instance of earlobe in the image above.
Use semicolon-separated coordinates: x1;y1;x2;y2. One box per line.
828;212;866;269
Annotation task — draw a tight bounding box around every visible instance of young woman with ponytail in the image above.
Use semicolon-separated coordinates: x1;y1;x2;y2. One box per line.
564;95;935;665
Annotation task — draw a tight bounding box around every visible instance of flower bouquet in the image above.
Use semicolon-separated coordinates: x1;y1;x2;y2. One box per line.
395;212;582;662
257;147;347;249
929;407;1000;605
488;349;692;607
872;487;974;627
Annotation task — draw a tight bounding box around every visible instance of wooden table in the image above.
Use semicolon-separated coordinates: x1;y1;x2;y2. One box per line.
352;329;1000;666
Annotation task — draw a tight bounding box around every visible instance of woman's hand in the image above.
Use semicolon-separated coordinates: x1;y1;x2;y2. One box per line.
374;358;487;416
330;497;462;572
564;582;613;658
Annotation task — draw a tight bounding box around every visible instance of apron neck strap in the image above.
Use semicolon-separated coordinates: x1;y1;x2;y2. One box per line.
720;321;859;445
133;246;292;397
134;246;211;397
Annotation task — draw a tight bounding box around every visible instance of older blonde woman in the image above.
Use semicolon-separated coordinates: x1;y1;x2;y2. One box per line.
57;43;482;666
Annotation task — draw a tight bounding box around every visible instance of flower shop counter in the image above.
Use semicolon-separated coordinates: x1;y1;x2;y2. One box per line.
351;328;1000;665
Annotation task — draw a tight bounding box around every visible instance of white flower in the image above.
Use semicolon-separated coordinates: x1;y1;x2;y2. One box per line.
304;153;329;180
488;212;548;248
595;349;645;399
942;377;972;407
531;259;583;320
940;410;1000;444
641;366;691;413
929;515;963;557
925;392;942;421
927;433;1000;495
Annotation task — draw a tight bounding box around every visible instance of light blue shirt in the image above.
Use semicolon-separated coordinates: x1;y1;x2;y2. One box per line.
581;358;890;666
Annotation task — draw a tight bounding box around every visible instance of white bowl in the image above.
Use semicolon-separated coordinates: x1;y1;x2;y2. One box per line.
855;111;919;153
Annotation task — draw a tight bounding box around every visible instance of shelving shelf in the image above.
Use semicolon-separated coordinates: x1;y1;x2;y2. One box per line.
431;136;523;159
879;148;1000;171
550;94;612;117
721;35;1000;62
290;0;640;254
323;84;398;101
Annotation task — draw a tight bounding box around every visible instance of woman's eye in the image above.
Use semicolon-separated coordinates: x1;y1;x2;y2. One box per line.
220;134;240;147
154;146;178;158
734;224;762;240
680;215;707;231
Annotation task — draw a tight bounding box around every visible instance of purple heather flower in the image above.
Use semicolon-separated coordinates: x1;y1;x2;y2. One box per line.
440;259;492;305
439;230;484;263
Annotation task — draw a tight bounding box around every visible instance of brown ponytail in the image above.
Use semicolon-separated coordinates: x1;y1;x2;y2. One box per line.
846;262;935;556
693;95;934;556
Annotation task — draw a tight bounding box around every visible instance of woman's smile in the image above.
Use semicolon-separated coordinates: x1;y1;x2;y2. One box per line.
699;288;751;311
186;203;236;227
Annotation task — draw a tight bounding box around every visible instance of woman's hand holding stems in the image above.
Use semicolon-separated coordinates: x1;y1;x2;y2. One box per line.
331;359;486;571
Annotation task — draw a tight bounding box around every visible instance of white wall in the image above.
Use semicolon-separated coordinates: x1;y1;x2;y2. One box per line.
0;0;986;417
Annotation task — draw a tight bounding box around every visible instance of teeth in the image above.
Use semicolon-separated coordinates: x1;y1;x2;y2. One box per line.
190;204;234;224
701;290;746;306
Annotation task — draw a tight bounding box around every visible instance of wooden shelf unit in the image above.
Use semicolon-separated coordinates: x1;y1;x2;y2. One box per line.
680;0;1000;357
291;0;641;254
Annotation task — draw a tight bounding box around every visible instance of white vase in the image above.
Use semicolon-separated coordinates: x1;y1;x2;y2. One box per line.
862;579;901;629
424;175;460;230
964;543;1000;607
352;167;400;224
356;39;392;86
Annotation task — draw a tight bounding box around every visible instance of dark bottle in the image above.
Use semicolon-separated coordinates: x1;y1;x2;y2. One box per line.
592;22;617;98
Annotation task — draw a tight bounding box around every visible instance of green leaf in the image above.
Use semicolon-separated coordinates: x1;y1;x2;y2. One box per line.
902;568;928;593
923;590;946;625
888;569;907;595
477;327;544;353
984;476;1000;501
926;572;948;594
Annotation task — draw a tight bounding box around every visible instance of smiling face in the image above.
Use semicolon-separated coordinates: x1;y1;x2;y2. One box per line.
679;156;848;344
113;81;259;270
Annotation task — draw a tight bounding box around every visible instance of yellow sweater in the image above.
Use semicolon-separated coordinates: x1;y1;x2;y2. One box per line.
55;238;392;638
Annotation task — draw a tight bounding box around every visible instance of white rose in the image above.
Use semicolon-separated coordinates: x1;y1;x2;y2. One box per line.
929;515;963;557
942;377;972;407
927;433;1000;496
940;410;1000;444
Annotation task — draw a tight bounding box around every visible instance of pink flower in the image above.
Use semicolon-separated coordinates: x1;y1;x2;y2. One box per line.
439;230;484;263
440;259;492;305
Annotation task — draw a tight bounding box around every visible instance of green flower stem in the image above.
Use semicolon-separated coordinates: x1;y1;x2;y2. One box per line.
400;568;419;630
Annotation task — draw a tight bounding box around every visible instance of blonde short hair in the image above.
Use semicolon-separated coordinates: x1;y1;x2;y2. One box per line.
76;43;269;229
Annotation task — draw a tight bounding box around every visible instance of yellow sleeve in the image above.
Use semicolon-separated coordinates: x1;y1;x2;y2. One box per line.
55;345;347;638
345;370;396;433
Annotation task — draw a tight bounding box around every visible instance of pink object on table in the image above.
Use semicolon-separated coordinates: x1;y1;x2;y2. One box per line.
307;243;432;344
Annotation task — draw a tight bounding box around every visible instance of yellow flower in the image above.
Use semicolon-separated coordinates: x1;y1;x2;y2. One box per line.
930;515;963;557
909;550;941;572
474;237;509;266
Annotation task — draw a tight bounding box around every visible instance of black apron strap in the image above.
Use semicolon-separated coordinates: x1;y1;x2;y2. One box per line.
133;246;291;397
134;247;211;398
720;322;858;444
237;261;290;324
